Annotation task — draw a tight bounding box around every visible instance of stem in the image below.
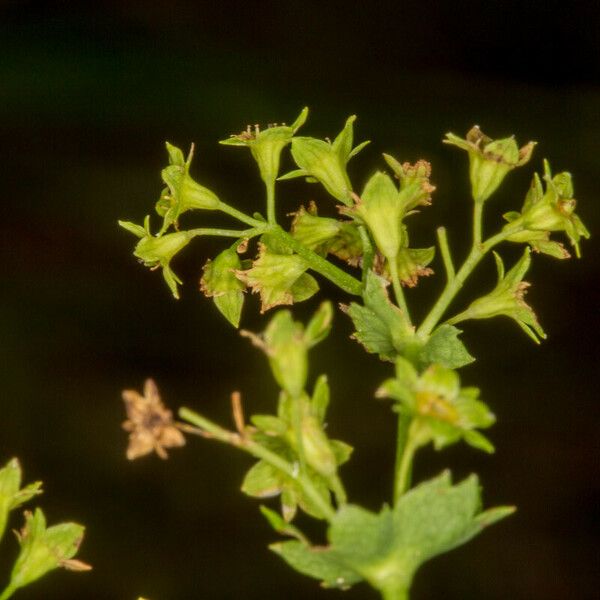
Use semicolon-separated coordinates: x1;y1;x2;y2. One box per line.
179;407;336;521
393;415;415;503
388;258;412;329
270;227;362;296
380;585;409;600
188;226;265;239
358;225;375;288
0;584;16;600
217;201;266;228
266;180;276;225
417;217;524;337
436;227;455;282
473;200;484;247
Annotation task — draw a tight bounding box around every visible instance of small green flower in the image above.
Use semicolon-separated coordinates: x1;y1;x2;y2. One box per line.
220;107;308;186
0;458;42;541
504;161;589;257
200;246;247;327
445;126;535;203
241;303;333;398
449;249;546;343
119;216;194;299
235;242;318;313
8;509;90;594
156;142;220;234
280;115;370;205
377;357;495;453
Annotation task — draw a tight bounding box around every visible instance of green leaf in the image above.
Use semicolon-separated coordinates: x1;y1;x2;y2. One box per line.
272;472;513;593
419;324;475;369
270;540;361;590
344;271;411;361
250;415;287;436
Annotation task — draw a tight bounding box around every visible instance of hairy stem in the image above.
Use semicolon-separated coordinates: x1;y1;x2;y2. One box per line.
179;407;336;521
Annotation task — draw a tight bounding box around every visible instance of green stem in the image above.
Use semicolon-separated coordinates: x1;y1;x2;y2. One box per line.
179;407;336;521
388;258;412;329
380;585;409;600
188;226;265;239
0;584;16;600
436;226;455;282
266;180;276;225
217;201;266;228
270;227;362;296
417;218;524;337
473;200;484;247
393;416;416;503
358;225;375;288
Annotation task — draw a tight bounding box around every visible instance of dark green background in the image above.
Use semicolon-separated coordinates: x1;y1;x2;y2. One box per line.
1;1;598;598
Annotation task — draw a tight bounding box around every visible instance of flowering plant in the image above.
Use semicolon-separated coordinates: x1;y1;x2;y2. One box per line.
119;110;588;599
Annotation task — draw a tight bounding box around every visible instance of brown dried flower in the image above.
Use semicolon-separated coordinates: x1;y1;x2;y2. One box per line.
122;379;185;460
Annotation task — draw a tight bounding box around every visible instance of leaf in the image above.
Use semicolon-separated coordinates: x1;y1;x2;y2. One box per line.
344;271;411;361
270;541;361;590
310;375;330;424
419;324;475;369
304;302;333;347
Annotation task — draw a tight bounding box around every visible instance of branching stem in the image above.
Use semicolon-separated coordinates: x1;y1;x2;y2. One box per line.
179;407;336;521
436;226;455;282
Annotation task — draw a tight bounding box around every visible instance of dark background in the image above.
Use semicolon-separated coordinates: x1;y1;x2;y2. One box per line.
1;1;598;598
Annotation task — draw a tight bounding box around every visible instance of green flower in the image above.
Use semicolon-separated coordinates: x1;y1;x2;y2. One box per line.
449;249;546;343
445;126;535;202
377;357;495;453
220;107;308;186
235;241;318;313
280;115;369;204
0;458;42;541
8;509;90;594
503;160;590;257
156;142;220;234
119;216;194;299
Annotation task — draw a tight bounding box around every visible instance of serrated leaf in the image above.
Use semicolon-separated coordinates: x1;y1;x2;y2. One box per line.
344;271;411;361
419;324;475;369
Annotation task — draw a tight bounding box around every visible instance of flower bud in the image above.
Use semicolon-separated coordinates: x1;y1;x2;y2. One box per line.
200;247;246;327
156;143;220;234
9;509;89;593
445;126;535;203
449;249;546;343
301;415;337;478
281;115;370;205
119;216;194;298
221;107;308;186
512;162;590;257
0;459;42;540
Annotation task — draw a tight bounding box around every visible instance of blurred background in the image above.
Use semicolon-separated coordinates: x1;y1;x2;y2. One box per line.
1;1;598;598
